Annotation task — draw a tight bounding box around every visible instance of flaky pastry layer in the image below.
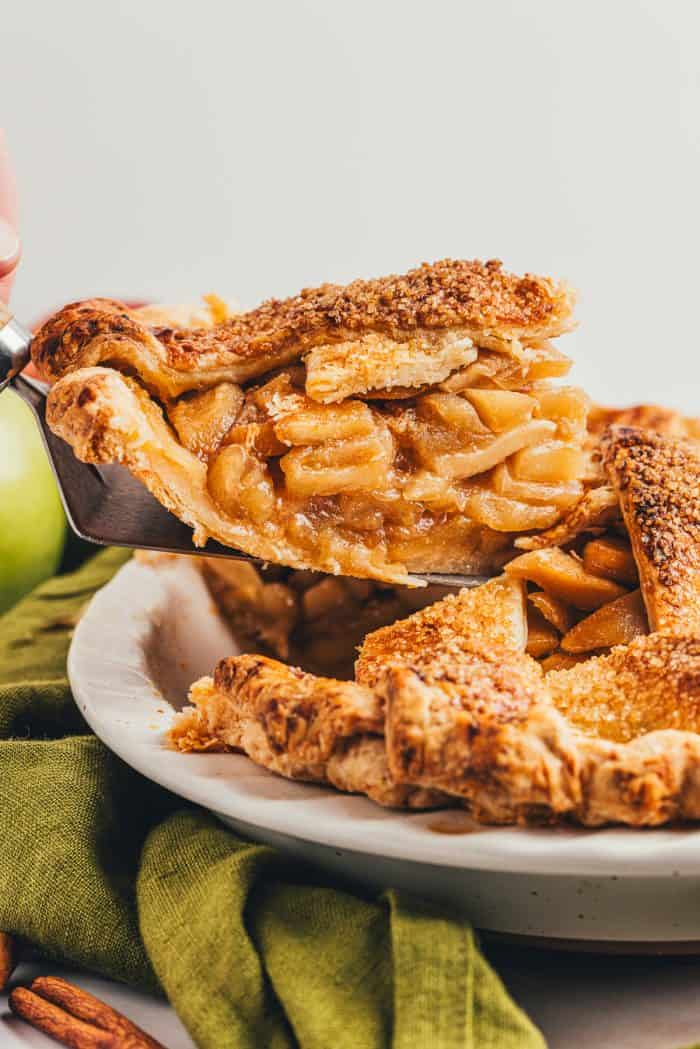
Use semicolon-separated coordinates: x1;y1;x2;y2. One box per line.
170;654;446;809
33;260;575;400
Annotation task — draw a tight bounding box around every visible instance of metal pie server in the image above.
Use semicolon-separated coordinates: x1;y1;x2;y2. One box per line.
0;304;488;587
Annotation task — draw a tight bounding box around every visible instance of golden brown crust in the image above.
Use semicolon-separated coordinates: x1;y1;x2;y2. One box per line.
380;652;545;795
354;431;700;824
379;672;576;822
32;261;574;392
212;652;383;750
32;299;276;399
355;576;528;686
170;654;445;808
46;366;164;465
549;633;700;742
31;298;144;382
304;329;478;403
603;426;700;634
324;734;446;808
171;425;700;826
376;629;700;825
171;654;380;772
357;576;550;810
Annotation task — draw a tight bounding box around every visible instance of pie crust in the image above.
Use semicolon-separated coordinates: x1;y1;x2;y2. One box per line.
174;654;446;809
172;426;700;825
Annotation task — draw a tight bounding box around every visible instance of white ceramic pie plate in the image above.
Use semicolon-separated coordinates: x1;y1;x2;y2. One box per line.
69;557;700;946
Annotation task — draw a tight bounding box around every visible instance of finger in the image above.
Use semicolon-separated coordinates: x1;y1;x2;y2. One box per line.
0;234;20;303
0;129;20;302
0;217;20;277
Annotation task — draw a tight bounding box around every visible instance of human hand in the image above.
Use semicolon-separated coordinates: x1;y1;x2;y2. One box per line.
0;130;20;303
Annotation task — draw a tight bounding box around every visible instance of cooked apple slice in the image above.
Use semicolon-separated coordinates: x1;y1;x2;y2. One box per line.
525;606;560;658
510;441;587;483
514;485;620;551
528;590;575;634
466;490;560;532
581;535;638;586
561;589;648;653
463;389;536;432
168;383;243;458
505;548;627;610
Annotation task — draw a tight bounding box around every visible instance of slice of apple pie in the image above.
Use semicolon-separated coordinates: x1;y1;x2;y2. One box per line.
34;258;592;584
173;425;700;825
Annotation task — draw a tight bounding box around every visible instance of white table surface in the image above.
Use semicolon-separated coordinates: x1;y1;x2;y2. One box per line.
490;945;700;1049
3;950;700;1049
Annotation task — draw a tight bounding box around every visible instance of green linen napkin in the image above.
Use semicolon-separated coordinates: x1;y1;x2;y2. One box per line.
0;549;545;1049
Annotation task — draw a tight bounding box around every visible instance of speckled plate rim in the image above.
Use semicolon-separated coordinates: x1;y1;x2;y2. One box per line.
69;556;700;879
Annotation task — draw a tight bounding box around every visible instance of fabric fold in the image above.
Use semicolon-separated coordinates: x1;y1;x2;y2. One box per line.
0;549;546;1049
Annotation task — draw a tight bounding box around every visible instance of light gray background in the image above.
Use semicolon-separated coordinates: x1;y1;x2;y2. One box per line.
3;0;699;412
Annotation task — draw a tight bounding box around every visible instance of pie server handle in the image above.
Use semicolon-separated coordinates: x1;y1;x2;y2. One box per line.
0;303;33;394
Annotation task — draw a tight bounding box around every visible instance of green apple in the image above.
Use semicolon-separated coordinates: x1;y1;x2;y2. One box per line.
0;387;66;614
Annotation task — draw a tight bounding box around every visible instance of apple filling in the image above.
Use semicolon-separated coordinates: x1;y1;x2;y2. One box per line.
162;348;591;581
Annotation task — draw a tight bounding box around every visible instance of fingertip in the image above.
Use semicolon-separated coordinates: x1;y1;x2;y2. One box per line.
0;128;19;232
0;217;20;279
0;221;19;304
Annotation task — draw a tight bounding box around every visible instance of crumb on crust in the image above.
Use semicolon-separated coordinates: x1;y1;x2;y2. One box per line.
32;259;575;380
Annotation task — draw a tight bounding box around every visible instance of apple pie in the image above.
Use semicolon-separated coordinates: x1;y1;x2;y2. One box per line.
32;259;595;584
199;557;451;679
172;425;700;825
